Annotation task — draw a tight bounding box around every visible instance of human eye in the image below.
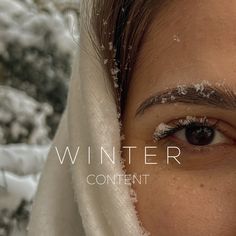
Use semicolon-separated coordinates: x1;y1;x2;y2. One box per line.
153;116;236;148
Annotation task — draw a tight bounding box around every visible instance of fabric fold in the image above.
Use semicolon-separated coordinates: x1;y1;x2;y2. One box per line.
28;1;146;235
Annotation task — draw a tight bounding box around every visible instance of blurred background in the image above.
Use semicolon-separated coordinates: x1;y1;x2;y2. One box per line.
0;0;79;235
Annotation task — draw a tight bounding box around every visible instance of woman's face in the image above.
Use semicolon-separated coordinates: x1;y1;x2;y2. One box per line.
122;0;236;235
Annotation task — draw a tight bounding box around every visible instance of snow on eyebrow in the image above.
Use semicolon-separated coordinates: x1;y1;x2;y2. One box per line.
135;81;236;116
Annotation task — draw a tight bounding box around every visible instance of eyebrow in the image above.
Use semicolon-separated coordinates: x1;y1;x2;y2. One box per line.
135;84;236;116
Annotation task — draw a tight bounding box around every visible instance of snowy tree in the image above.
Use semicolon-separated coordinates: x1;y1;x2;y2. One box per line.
0;86;52;145
0;0;79;235
0;0;78;138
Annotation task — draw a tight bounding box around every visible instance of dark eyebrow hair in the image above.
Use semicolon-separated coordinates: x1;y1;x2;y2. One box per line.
135;84;236;116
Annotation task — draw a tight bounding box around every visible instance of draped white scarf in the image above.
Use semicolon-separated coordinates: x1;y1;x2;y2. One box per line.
28;1;147;235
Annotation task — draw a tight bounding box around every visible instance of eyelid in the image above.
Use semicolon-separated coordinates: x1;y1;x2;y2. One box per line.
214;120;236;142
153;116;236;144
172;126;232;146
153;116;211;141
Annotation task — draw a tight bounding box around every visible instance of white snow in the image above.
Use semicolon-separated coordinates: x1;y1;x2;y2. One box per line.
177;85;188;95
0;1;77;234
0;144;49;176
0;144;49;235
153;123;173;140
0;0;75;55
0;86;52;145
173;34;181;42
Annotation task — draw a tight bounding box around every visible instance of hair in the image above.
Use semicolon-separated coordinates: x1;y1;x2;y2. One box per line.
91;0;166;117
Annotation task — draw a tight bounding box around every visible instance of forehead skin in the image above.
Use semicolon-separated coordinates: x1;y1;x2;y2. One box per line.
127;0;236;113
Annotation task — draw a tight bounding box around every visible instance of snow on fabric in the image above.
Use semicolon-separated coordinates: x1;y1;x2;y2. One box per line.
28;1;150;235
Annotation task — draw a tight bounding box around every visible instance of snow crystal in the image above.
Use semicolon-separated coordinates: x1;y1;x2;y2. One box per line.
111;67;120;76
108;41;113;51
120;134;125;141
153;116;209;141
194;83;204;93
111;65;120;89
193;80;210;92
192;81;215;98
113;81;119;88
119;121;122;129
117;112;121;119
173;34;181;42
177;116;207;126
178;116;197;126
103;19;108;25
174;81;217;98
130;187;138;203
177;85;188;95
128;45;133;50
101;44;105;50
215;80;226;87
153;123;173;140
161;97;168;104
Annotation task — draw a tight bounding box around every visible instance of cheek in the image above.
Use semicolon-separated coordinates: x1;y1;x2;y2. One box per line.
134;171;236;236
123;143;236;236
122;109;236;235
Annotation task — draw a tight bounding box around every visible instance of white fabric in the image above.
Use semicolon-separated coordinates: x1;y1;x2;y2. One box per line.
28;1;146;235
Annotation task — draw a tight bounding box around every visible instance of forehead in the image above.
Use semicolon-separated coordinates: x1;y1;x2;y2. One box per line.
147;0;236;50
130;0;236;102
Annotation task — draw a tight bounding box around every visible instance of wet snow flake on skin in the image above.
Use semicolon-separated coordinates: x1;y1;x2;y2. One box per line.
161;97;168;104
177;116;208;126
173;34;181;42
192;80;216;98
171;80;224;99
177;85;188;95
194;83;205;93
153;123;173;140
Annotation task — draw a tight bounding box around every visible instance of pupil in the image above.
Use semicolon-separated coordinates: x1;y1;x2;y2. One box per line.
185;125;215;146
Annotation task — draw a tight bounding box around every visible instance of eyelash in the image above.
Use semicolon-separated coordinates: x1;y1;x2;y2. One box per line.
154;119;217;141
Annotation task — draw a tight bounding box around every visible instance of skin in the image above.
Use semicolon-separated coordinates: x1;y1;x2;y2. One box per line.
122;0;236;235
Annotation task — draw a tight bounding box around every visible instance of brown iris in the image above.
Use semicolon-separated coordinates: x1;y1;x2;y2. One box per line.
185;124;215;146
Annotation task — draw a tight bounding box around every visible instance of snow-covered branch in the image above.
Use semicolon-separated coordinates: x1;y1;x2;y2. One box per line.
0;144;50;176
